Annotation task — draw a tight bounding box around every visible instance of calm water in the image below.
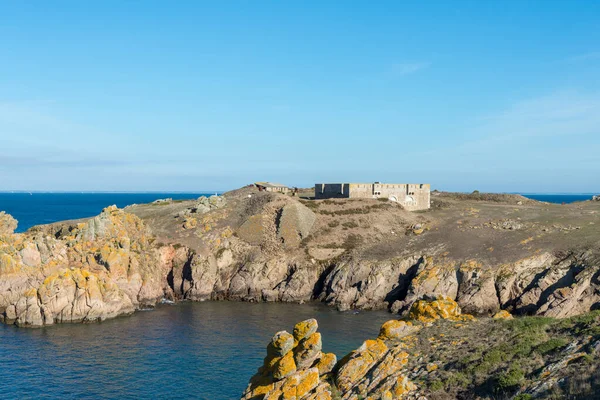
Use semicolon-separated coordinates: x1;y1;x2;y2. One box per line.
0;302;391;399
520;193;595;204
0;193;212;232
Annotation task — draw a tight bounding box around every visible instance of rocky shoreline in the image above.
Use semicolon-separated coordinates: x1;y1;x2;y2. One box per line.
1;187;599;327
241;296;600;399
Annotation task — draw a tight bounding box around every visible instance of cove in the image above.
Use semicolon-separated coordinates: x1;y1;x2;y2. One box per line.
0;301;392;400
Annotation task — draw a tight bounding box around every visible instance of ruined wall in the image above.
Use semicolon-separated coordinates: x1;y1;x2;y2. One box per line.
315;183;430;210
314;184;350;199
348;184;373;198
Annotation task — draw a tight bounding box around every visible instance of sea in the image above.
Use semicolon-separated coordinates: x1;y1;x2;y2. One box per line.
1;302;391;399
0;192;392;399
520;194;595;204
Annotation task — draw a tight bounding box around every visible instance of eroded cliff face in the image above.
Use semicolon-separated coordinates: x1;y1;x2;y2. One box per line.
1;187;600;327
0;206;175;326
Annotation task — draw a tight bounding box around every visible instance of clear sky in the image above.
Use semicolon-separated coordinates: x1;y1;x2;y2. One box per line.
1;1;599;192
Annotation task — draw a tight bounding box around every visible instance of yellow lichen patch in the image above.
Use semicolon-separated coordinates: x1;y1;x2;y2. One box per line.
335;339;388;393
313;353;337;376
493;310;513;320
268;331;295;357
408;295;474;323
460;259;482;270
293;319;318;343
426;363;438;372
521;237;534;245
273;351;297;380
391;375;416;397
183;217;197;230
220;227;234;238
378;320;419;340
266;368;320;400
23;288;37;297
245;374;275;399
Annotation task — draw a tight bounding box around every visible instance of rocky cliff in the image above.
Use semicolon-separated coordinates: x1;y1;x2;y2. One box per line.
1;186;600;327
0;205;178;326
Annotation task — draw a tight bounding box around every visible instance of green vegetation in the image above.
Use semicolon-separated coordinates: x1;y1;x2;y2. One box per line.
412;313;600;399
327;220;340;228
300;200;320;210
535;338;568;355
318;203;391;216
496;365;524;392
342;221;359;229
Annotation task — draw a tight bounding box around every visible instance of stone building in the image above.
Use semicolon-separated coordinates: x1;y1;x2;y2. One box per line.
314;182;430;211
255;182;289;193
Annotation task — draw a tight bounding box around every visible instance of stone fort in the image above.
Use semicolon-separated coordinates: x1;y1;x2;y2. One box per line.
314;182;430;211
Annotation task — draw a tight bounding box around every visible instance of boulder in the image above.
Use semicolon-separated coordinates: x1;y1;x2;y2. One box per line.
378;320;420;340
242;319;332;400
408;295;474;323
268;331;295;357
0;212;17;235
492;310;513;320
294;332;322;369
293;319;318;342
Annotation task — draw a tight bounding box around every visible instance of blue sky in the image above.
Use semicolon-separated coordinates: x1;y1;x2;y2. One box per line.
1;1;599;192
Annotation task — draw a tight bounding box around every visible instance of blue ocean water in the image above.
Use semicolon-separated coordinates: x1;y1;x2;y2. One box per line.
0;193;213;232
520;194;595;204
0;302;391;400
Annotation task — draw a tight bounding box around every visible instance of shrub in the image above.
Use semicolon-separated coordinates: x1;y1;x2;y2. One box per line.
429;380;444;392
301;201;320;210
534;338;568;355
444;372;471;388
514;395;533;400
328;220;340;228
342;221;359;229
496;365;524;392
504;316;553;333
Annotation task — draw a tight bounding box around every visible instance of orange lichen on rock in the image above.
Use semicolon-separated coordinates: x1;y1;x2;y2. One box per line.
273;351;297;380
242;319;332;400
265;368;320;400
313;353;337;376
493;310;513;320
335;339;389;393
378;320;420;340
408;295;475;323
293;318;318;343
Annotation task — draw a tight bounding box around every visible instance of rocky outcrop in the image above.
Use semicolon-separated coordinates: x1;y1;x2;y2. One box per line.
320;256;421;311
242;297;475;399
177;195;227;218
0;206;172;326
2;186;600;328
242;319;337;400
0;211;17;235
